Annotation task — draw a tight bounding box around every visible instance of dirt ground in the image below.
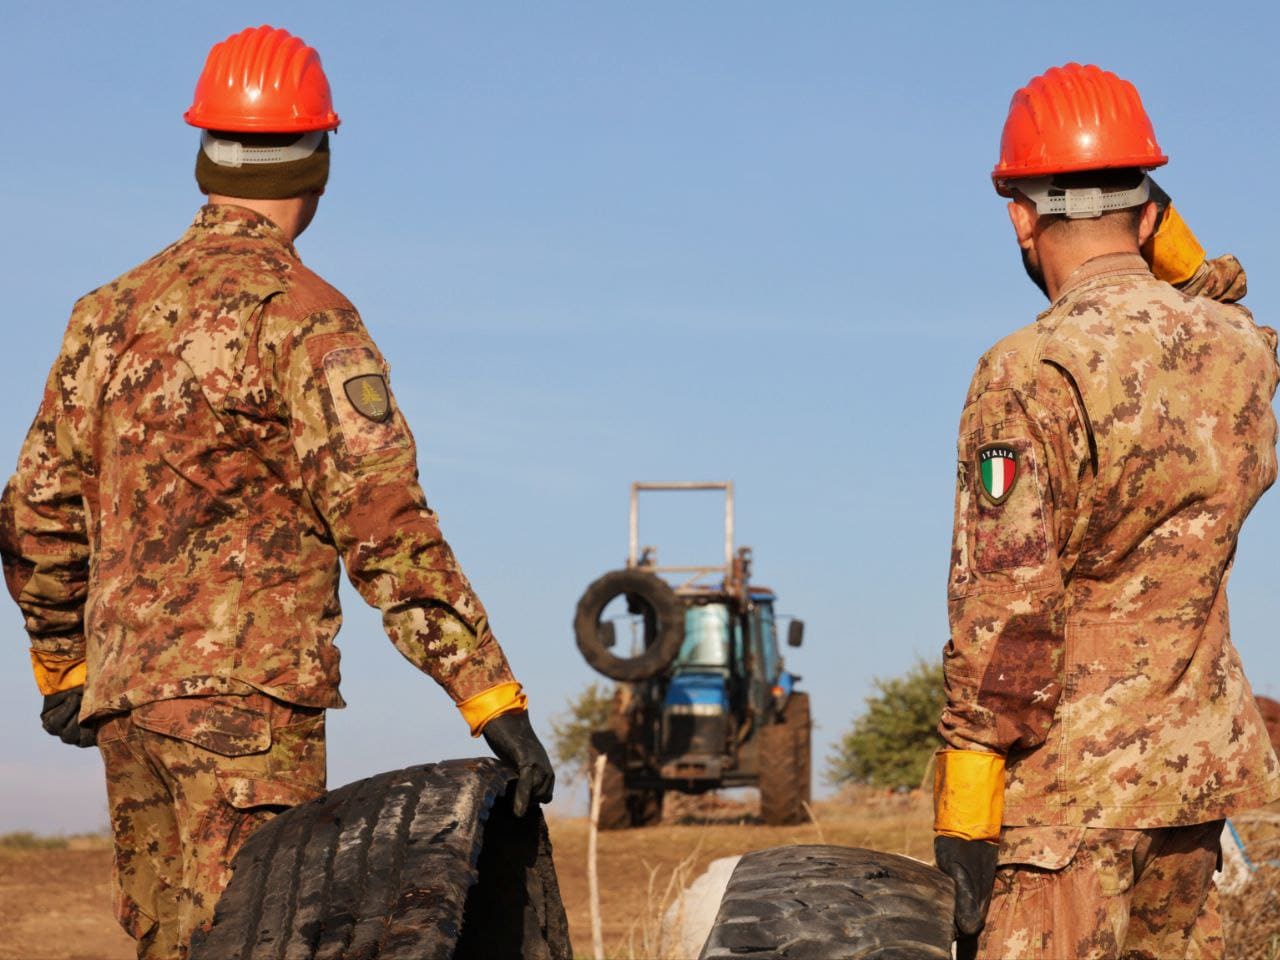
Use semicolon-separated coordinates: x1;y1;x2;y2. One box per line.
0;789;930;960
3;790;1280;960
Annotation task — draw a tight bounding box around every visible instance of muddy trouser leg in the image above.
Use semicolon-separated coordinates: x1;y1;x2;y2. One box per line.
977;822;1224;960
1123;820;1223;960
102;695;328;958
98;714;184;960
977;828;1137;960
1185;884;1224;960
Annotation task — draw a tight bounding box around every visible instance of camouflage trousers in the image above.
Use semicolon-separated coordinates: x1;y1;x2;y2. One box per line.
97;693;327;959
977;821;1224;960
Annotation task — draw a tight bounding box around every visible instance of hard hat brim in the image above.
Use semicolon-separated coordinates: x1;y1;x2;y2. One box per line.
993;153;1168;197
183;108;341;134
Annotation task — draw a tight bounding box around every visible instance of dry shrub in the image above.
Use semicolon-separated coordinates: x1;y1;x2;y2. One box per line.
615;841;703;960
1223;810;1280;959
1223;866;1280;960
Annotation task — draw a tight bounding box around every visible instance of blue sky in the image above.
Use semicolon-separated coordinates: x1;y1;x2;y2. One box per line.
2;1;1278;832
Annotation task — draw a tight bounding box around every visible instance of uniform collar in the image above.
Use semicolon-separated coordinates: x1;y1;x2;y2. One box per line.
188;203;299;258
1051;252;1152;305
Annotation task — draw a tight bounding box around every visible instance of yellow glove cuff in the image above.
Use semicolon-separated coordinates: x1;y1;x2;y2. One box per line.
933;749;1005;842
30;650;87;696
458;681;528;737
1142;203;1206;286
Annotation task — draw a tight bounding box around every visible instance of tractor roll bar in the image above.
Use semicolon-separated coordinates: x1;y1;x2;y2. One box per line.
628;482;735;588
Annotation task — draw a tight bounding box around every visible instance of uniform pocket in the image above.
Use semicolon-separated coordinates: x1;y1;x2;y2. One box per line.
973;436;1050;574
132;696;271;757
112;883;158;942
200;764;327;867
998;825;1086;873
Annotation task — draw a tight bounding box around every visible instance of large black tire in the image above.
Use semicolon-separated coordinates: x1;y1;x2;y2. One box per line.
589;731;663;831
758;692;811;826
574;568;684;681
698;845;955;959
190;758;571;960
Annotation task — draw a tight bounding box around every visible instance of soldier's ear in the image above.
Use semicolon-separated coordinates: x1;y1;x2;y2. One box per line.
1007;199;1037;251
1136;199;1158;247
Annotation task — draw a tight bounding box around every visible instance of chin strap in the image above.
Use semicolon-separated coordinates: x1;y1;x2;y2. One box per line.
934;749;1005;842
1012;175;1151;219
201;130;326;168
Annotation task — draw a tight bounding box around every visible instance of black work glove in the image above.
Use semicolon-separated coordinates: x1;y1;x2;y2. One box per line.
482;711;555;817
935;835;998;938
40;686;97;748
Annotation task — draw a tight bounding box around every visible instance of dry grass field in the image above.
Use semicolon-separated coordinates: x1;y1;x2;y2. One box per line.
3;789;1279;959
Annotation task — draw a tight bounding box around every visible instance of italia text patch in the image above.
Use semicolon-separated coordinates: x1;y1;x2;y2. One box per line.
978;443;1018;506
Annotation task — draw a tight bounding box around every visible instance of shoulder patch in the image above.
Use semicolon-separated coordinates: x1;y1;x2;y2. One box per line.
311;339;407;458
977;443;1018;506
343;374;391;422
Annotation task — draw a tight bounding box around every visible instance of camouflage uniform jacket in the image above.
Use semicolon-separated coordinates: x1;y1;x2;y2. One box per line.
1;204;516;719
940;253;1280;828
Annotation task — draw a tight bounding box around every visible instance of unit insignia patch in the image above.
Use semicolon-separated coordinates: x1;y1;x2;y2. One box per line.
343;374;391;422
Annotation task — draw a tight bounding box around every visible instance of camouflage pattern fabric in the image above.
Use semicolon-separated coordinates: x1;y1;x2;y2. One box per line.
978;821;1223;959
96;692;326;958
940;252;1280;829
0;204;516;719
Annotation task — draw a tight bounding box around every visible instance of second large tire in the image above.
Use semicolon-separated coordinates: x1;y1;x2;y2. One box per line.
574;568;685;681
698;845;954;959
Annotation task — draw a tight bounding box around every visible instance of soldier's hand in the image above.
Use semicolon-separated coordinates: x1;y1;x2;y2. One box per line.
934;835;998;938
40;686;97;748
1179;255;1247;304
482;711;555;817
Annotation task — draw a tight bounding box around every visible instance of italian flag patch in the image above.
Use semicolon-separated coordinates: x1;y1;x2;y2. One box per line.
978;443;1018;505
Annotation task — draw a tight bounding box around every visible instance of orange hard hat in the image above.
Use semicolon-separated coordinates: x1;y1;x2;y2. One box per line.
184;25;340;133
992;63;1166;195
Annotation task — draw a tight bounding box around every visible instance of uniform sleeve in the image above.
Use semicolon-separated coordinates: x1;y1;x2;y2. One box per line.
0;357;91;693
269;304;517;704
938;362;1091;755
1176;255;1247;304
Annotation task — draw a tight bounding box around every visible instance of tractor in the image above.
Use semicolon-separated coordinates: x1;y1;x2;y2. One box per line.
573;482;810;829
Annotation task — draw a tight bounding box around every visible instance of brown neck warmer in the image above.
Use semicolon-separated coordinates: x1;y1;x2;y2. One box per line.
195;131;330;199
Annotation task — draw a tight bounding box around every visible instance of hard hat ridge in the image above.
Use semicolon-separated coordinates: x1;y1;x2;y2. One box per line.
993;62;1166;195
185;25;340;134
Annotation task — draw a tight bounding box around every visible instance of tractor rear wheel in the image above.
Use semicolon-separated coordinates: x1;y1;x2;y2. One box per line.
590;731;663;830
758;692;810;826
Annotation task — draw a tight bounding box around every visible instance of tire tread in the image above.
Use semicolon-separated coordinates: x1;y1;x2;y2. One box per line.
698;845;954;959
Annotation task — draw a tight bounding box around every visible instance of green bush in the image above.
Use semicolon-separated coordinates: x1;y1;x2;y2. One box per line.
549;681;616;783
827;659;945;790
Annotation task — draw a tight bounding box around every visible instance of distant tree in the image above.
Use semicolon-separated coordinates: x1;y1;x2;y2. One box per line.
826;659;946;790
549;682;616;783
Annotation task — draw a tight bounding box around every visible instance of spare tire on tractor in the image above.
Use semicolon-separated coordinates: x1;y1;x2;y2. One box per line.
699;845;955;959
574;568;684;682
189;758;571;960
